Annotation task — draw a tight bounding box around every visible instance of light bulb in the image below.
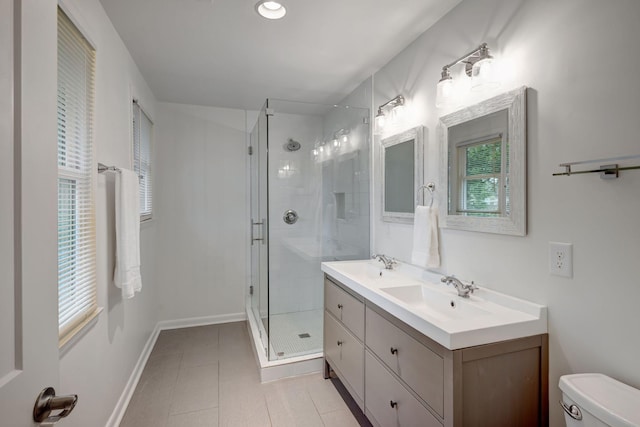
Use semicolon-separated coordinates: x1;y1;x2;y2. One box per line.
263;1;281;10
436;76;454;109
374;113;386;134
255;1;286;19
471;57;500;92
392;104;405;120
341;135;348;144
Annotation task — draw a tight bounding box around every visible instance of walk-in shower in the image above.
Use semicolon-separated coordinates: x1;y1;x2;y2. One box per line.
247;99;370;375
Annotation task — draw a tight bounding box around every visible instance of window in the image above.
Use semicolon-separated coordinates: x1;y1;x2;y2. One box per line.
57;8;97;343
133;101;153;220
455;134;508;216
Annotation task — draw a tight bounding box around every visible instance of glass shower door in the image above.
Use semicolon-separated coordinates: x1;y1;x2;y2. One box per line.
249;98;371;363
265;99;371;361
250;103;269;356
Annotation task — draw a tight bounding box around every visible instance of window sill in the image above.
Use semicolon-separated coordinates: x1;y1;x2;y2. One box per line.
140;216;155;229
58;306;103;356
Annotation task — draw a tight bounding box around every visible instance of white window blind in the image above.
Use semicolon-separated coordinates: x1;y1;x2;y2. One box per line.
133;102;153;220
57;8;97;341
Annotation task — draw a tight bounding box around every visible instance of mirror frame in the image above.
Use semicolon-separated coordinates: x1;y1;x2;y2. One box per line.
438;86;527;235
381;126;424;223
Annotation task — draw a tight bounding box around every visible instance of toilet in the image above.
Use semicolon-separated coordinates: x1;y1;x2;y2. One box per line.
559;373;640;427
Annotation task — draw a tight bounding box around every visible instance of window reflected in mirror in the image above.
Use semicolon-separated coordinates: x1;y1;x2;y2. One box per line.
448;109;508;217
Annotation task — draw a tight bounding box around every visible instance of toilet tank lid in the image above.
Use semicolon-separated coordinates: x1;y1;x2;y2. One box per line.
559;374;640;427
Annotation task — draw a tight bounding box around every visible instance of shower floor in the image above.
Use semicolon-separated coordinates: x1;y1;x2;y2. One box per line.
267;309;323;360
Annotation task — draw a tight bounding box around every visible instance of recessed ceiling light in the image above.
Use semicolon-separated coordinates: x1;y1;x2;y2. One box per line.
255;1;286;20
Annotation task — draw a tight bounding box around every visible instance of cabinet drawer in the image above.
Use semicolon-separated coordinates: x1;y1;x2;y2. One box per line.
365;351;442;427
324;311;364;404
366;306;444;417
325;277;364;340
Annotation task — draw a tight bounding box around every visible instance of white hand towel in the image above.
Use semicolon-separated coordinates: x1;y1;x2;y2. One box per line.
411;205;441;268
114;169;142;299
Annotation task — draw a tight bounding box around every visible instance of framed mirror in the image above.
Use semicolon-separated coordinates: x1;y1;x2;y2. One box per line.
381;126;424;223
438;86;527;235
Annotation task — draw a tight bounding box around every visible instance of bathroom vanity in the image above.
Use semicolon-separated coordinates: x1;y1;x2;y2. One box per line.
322;260;548;427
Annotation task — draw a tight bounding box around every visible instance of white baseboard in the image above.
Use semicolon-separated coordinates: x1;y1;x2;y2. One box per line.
105;312;246;427
157;312;246;330
105;324;160;427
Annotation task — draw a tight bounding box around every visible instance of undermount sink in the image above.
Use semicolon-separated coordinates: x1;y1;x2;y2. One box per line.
380;285;491;322
320;259;547;349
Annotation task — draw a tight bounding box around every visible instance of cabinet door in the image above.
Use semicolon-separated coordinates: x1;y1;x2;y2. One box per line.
365;351;442;427
366;307;444;416
325;277;365;340
324;311;364;405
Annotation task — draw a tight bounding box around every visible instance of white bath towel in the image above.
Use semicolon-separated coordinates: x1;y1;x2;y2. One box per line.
411;205;440;269
114;169;142;299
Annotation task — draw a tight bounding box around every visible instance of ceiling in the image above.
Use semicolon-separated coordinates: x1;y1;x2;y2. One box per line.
99;0;462;111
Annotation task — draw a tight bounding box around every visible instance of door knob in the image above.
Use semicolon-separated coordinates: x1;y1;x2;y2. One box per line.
33;387;78;423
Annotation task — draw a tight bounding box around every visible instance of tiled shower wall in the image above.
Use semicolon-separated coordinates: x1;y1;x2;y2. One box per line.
267;103;370;316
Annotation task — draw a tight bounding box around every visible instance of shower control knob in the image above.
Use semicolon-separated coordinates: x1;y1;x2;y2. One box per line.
337;340;343;346
390;347;398;355
337;304;343;309
283;209;298;225
390;400;398;409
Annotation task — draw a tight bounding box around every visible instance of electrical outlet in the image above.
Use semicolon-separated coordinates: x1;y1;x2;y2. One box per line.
549;242;573;278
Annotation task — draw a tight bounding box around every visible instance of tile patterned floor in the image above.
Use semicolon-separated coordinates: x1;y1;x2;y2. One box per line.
120;322;360;427
268;309;323;359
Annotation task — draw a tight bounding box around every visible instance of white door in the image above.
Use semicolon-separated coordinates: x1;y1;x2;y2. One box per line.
0;0;63;425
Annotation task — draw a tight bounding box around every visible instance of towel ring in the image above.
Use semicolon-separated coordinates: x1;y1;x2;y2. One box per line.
417;183;436;207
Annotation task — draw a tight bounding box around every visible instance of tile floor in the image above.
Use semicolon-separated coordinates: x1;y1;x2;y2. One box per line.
120;321;360;427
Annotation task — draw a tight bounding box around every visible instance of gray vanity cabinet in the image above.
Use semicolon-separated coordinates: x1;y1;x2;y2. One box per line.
366;306;445;417
323;276;365;409
323;274;549;427
325;276;364;340
365;351;441;427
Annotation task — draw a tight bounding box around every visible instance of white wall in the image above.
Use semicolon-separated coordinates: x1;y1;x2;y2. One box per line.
52;1;160;426
371;0;640;425
154;102;247;322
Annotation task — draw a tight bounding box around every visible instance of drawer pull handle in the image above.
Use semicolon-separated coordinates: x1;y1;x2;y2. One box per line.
337;340;343;346
337;304;343;309
390;347;398;355
389;400;398;409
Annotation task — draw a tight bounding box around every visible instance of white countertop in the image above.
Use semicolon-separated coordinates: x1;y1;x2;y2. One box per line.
321;259;548;350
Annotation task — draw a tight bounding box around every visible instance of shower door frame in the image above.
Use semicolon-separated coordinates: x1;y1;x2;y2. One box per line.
249;102;269;356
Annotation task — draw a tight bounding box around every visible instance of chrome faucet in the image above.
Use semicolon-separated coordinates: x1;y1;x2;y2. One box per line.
441;276;478;298
372;254;398;270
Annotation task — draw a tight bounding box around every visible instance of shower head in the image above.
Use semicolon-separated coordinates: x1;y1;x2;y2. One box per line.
285;138;301;152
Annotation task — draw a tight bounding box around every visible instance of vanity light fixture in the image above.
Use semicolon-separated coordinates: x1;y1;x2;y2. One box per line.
435;43;500;109
374;95;405;134
333;128;349;147
255;1;287;20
